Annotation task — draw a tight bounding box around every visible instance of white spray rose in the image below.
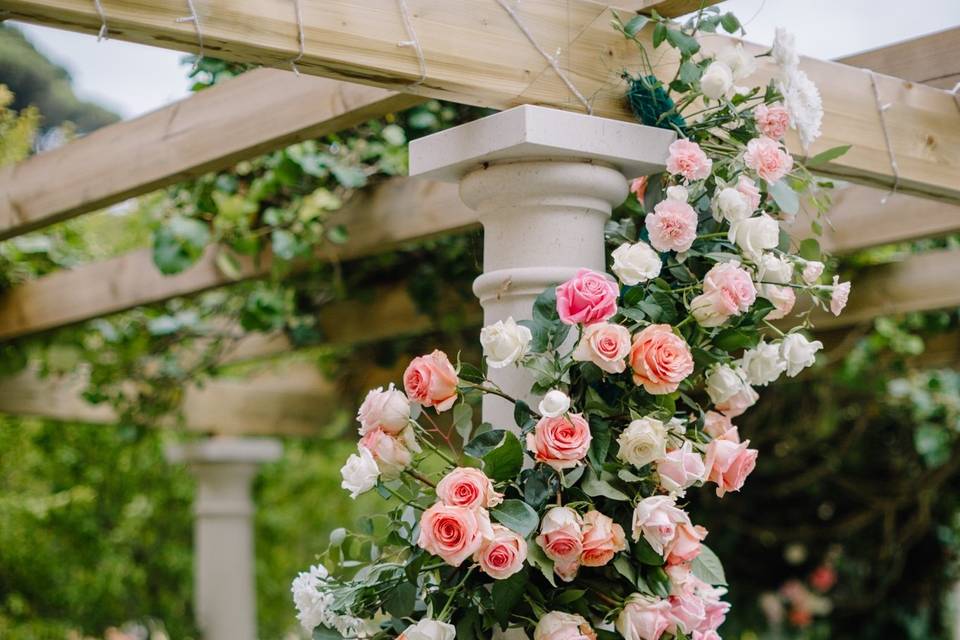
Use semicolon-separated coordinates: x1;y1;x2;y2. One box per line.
757;252;794;285
617;417;668;468
480;316;532;369
399;619;456;640
714;187;752;223
728;213;780;261
666;185;689;202
340;447;380;499
538;389;571;418
717;43;757;81
611;241;662;285
700;61;734;99
780;333;823;377
740;340;787;386
705;363;751;405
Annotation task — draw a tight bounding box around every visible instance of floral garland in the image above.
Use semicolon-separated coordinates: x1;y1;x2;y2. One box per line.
294;9;852;640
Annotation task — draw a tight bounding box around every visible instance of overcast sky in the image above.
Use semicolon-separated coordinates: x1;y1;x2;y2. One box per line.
10;0;960;119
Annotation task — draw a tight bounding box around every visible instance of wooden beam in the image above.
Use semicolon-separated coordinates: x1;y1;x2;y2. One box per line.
838;27;960;89
0;69;419;240
4;0;958;201
617;0;725;15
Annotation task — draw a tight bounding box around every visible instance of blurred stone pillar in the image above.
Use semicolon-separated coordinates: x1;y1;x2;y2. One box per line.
167;437;282;640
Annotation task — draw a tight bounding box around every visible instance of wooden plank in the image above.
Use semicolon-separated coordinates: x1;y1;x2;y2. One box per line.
838;27;960;87
0;178;474;340
617;0;725;16
4;0;958;201
0;68;419;240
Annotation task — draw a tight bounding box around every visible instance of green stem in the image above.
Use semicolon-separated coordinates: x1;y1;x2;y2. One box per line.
381;483;422;511
438;566;476;621
763;320;786;337
404;468;437;489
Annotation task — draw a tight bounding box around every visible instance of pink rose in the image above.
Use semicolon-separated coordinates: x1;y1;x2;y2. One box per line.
831;276;851;316
474;524;527;580
417;502;494;566
762;284;796;320
802;260;825;284
657;442;706;495
645;198;699;253
436;467;502;510
744;136;794;183
666;562;694;595
630;176;649;201
617;594;673;640
534;611;597;640
536;506;583;582
526;413;592;471
359;427;415;479
666;139;713;182
696;580;731;632
703;411;736;440
736;175;762;211
705;437;758;497
665;522;707;565
403;350;459;412
580;510;627;567
631;495;691;555
555;269;619;326
669;591;707;635
629;324;695;395
693;631;722;640
357;383;410;435
691;261;757;327
572;322;631;373
716;385;759;418
755;102;791;139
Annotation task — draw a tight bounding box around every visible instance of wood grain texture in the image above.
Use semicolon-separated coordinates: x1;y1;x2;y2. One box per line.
838;27;960;87
4;0;958;201
0;69;419;240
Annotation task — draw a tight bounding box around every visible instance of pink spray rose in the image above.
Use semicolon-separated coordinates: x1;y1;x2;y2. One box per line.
403;350;459;411
359;427;415;479
703;411;738;441
645;198;699;253
744;136;794;183
536;506;584;582
831;275;851;316
665;522;708;565
666;139;713;182
526;413;592;471
755;102;791;139
716;384;759;418
696;579;731;632
629;324;695;395
762;284;796;320
736;175;762;211
417;502;494;566
356;383;410;435
474;524;527;580
435;467;502;510
657;441;706;495
534;611;597;640
617;594;673;640
631;495;691;556
705;437;758;497
670;591;707;635
693;631;722;640
580;510;627;567
572;321;631;373
555;269;619;325
691;261;757;327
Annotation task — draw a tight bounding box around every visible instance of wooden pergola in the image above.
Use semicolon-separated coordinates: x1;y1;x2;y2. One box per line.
0;2;958;637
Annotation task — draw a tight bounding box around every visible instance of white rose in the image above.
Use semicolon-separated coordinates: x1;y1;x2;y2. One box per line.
802;260;825;284
666;185;689;202
728;213;780;261
631;495;690;554
399;619;456;640
757;252;793;285
700;61;734;100
611;241;662;285
357;383;410;435
538;389;571;418
714;187;751;223
534;611;593;640
480;316;532;369
705;363;750;405
780;333;823;377
340;446;379;499
717;43;758;81
617;416;668;468
740;340;787;386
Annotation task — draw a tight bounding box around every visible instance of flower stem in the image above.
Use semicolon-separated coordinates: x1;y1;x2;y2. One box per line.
404;468;437;488
438;565;476;621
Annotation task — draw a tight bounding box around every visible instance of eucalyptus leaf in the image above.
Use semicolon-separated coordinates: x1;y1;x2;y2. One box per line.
691;544;727;585
491;499;540;537
768;179;800;215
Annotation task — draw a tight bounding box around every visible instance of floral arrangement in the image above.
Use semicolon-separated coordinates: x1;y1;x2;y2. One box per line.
293;9;852;640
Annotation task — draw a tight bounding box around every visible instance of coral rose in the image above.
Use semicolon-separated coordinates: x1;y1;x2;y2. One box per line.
526;413;592;471
629;324;695;395
403;350;459;411
474;524;527;580
572;321;631;374
580;510;627;567
555;269;619;325
435;467;502;510
417;503;494;566
645;198;699;253
536;506;584;582
666;139;712;181
744;136;794;183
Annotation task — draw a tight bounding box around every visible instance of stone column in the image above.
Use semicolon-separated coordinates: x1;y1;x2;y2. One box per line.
410;105;674;428
166;437;282;640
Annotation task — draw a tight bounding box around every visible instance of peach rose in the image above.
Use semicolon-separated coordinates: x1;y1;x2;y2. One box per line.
474;524;527;580
572;322;631;373
403;350;459;412
555;269;619;325
665;522;707;565
744;136;794;183
629;324;695;395
762;284;796;320
755;102;791;139
736;175;762;211
526;413;592;471
359;427;415;479
356;383;410;435
631;495;691;556
645;198;699;253
657;441;706;496
705;437;758;497
580;510;627;567
417;502;494;566
617;594;673;640
534;611;597;640
435;467;502;510
666;139;713;181
536;506;583;582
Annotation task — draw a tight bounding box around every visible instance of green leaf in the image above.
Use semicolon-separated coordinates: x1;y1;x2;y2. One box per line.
691;544;727;585
482;431;523;482
523;465;559;510
614;555;637;586
152;216;211;275
458;362;486;384
713;327;760;352
525;539;557;587
453;403;474;443
646;566;671;597
768;179;799;215
633;536;665;565
624;14;649;37
678;60;702;85
665;28;700;56
514;400;535;429
330;164;367;188
719;12;741;33
382;581;416;618
652;22;667;48
491;569;528;628
799;238;822;261
581;468;631;501
271;228;300;260
491;499;540;537
588;418;612;469
806;144;852;167
214;248;243;280
313;626;344;640
464;430;508;458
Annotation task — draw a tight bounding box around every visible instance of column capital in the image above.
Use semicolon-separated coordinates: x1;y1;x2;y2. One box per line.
165;436;283;465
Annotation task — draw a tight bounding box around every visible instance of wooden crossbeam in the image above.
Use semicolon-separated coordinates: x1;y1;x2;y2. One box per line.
0;69;418;240
838;27;960;91
4;0;958;202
